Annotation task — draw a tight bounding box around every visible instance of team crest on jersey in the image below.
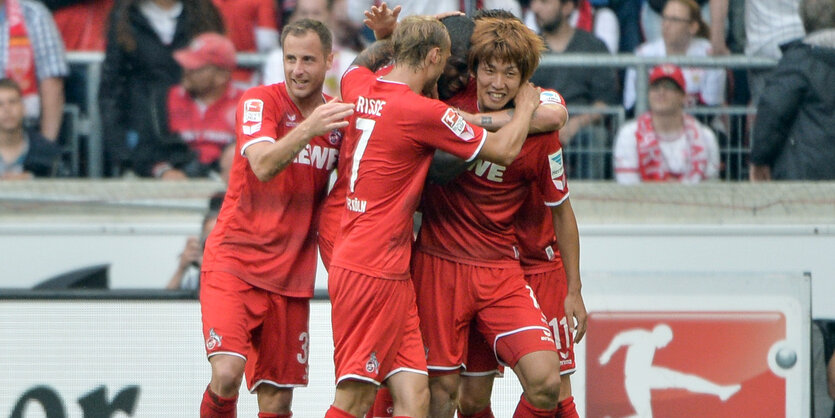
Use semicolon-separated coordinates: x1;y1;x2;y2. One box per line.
365;351;380;373
441;108;476;141
242;99;263;135
206;328;223;350
539;90;563;105
328;129;343;146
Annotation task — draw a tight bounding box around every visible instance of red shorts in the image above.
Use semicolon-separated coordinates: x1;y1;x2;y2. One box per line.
463;268;576;376
200;271;310;391
527;268;575;375
329;267;427;385
411;251;556;374
318;232;334;271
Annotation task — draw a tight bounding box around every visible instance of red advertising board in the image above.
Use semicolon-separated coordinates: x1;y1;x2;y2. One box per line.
585;311;786;418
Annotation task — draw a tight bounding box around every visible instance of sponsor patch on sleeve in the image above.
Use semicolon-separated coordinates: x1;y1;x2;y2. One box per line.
549;149;564;179
540;90;564;106
241;99;264;135
441;108;476;141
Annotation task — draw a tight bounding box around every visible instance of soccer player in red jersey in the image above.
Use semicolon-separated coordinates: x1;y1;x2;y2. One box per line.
409;17;581;417
324;12;543;418
198;19;354;418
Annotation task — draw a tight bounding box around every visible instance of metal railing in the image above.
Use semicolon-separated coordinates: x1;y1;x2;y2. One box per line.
65;52;776;179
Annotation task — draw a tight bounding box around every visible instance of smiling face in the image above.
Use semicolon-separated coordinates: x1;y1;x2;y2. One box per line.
475;58;522;111
282;31;332;102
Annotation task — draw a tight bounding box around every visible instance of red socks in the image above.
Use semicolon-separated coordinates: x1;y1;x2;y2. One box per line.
258;413;291;418
325;406;355;418
458;404;495;418
556;396;578;418
366;387;394;418
200;385;238;418
512;394;557;418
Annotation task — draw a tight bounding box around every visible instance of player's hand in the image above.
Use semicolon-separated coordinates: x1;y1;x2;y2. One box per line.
303;98;354;137
564;289;588;343
514;82;541;115
178;236;201;270
364;2;402;40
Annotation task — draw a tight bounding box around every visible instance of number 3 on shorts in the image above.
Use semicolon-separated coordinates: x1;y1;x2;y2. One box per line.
350;117;376;193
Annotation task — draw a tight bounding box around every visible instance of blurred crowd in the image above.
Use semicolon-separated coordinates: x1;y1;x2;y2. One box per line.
0;0;832;182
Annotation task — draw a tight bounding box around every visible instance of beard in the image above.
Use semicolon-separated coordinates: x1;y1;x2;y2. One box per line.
539;15;563;34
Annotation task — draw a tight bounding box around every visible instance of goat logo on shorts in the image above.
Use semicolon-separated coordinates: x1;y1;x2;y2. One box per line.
365;352;380;374
206;328;223;350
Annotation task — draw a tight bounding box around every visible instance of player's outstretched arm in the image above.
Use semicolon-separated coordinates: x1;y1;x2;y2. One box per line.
245;99;354;182
476;83;539;166
459;90;568;134
351;40;395;72
550;198;586;343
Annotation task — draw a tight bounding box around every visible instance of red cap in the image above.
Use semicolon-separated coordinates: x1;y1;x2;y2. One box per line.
174;33;237;71
649;64;686;92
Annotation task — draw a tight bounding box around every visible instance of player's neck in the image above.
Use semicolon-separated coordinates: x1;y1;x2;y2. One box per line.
290;89;325;117
384;65;429;95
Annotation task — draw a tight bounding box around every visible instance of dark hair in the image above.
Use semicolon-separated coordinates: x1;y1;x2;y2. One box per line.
800;0;835;32
281;18;333;56
472;8;520;21
114;0;224;52
441;15;475;63
0;78;22;95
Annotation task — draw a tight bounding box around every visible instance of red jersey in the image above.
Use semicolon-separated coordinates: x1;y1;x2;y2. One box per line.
416;89;570;267
329;66;487;280
167;84;244;164
515;185;565;274
318;66;393;257
202;83;342;297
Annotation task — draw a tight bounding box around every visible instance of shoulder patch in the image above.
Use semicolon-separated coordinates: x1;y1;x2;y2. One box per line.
539;90;563;106
441;108;476;141
549;149;564;179
242;99;264;135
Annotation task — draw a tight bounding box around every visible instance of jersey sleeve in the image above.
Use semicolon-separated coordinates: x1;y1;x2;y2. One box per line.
340;65;370;101
417;100;487;162
536;133;570;206
237;88;280;156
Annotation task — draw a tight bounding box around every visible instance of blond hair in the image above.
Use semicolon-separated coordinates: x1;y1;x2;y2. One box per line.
392;15;451;69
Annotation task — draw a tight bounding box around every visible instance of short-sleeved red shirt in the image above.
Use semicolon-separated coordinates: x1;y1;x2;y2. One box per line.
329;66;487;280
202;83;342;297
416;89;570;267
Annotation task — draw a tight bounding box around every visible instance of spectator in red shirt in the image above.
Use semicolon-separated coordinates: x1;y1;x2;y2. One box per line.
212;0;278;87
153;33;244;180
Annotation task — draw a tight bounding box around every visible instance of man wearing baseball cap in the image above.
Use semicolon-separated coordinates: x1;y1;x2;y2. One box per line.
613;63;721;184
152;33;244;179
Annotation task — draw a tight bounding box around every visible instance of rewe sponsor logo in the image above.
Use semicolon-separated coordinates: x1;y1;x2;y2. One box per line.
293;144;338;171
